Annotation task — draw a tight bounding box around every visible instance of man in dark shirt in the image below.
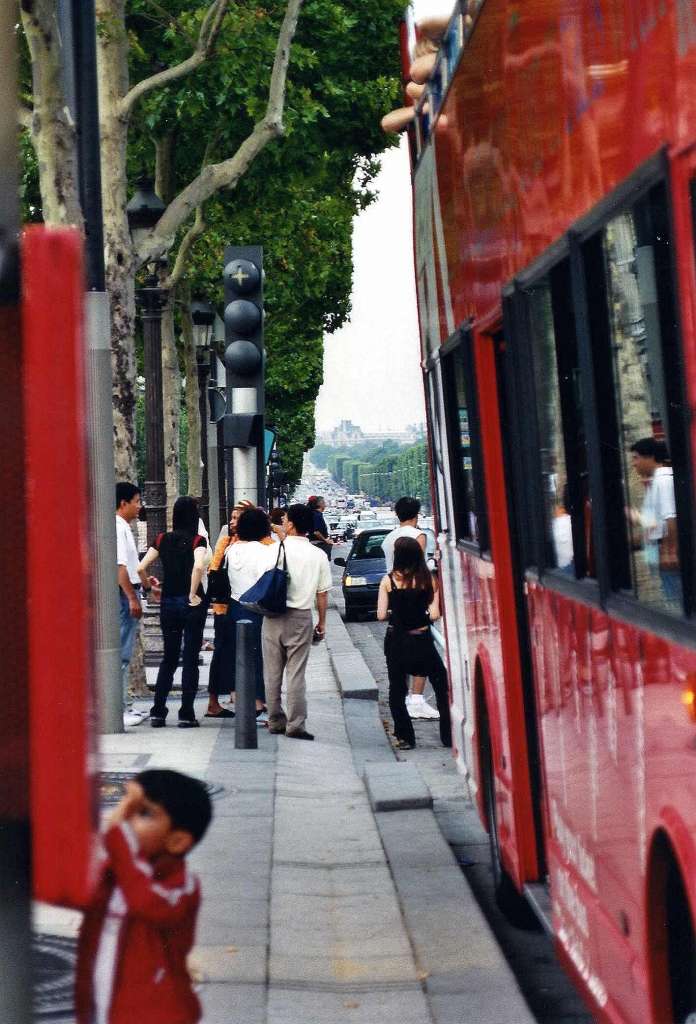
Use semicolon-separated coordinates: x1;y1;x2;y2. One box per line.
307;495;335;560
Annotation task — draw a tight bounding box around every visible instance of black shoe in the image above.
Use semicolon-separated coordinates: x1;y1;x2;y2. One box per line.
178;718;200;729
204;708;235;718
150;717;166;728
268;725;286;735
286;728;314;741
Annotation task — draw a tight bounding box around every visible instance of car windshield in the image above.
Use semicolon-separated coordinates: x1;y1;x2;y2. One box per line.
350;532;388;559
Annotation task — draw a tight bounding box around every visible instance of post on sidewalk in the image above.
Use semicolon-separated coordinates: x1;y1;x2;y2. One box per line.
234;620;258;750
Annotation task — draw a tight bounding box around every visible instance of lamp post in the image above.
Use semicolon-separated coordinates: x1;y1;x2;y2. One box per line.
126;176;167;546
191;297;216;531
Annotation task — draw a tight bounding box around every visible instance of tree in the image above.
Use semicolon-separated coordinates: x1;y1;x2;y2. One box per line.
21;0;303;480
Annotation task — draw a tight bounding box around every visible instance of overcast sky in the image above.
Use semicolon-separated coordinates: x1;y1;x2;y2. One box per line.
314;0;455;435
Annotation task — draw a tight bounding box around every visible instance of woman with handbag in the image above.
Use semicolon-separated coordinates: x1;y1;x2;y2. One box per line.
376;537;452;750
224;508;278;722
204;500;253;718
137;496;210;728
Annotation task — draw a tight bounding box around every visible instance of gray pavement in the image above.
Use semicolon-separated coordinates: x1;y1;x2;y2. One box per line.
33;606;536;1024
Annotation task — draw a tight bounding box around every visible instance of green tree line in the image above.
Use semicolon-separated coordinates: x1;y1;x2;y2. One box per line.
316;441;431;505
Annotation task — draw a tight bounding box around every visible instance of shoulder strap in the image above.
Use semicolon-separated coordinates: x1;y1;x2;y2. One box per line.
276;541;286;569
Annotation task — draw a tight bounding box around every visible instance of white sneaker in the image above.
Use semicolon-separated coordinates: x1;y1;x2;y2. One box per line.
408;695;440;720
123;711;144;727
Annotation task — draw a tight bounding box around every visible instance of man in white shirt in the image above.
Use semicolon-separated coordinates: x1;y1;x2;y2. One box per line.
116;483;155;727
381;496;439;721
262;504;333;740
630;437;681;607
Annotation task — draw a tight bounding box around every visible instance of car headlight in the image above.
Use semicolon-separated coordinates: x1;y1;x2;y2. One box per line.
344;576;367;586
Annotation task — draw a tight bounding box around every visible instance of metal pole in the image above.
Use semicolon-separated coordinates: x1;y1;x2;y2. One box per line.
0;5;31;1020
140;278;168;545
57;0;122;734
234;620;258;749
197;359;210;530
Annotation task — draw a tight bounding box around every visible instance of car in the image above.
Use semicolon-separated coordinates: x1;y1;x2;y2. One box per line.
334;527;390;621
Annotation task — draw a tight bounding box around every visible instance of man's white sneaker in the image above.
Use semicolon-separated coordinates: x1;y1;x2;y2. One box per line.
408;695;440;720
123;711;144;727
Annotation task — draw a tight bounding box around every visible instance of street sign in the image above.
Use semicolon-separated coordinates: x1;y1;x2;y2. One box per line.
265;427;276;465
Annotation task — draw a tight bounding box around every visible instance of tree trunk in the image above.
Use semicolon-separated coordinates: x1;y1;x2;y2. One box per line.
20;0;83;227
96;0;138;481
161;297;180;520
182;294;203;499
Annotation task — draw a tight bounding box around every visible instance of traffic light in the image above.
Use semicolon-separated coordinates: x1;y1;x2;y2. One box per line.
222;245;264;448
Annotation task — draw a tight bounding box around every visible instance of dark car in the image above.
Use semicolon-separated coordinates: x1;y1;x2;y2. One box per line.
334;527;390;621
335;527;439;622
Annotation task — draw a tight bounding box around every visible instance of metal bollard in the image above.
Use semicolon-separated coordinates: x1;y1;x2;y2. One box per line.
234;619;258;749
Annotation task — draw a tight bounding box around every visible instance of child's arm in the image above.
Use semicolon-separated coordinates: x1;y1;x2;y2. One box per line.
104;822;199;928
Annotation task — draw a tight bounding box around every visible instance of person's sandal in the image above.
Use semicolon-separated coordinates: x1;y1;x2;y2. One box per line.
204;708;235;718
394;739;414;750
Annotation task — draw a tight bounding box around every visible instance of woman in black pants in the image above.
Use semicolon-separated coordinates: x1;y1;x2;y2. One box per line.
138;496;209;728
377;537;451;750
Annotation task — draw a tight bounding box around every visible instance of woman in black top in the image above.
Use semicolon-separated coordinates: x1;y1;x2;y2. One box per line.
138;496;209;727
377;537;451;750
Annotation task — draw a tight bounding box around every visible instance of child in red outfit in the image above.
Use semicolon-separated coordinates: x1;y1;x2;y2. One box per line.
75;769;212;1024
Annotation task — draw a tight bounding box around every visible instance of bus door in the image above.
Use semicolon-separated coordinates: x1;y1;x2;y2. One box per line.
488;315;548;903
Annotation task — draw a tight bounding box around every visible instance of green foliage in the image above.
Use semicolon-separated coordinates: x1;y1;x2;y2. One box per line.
122;0;405;487
320;441;432;507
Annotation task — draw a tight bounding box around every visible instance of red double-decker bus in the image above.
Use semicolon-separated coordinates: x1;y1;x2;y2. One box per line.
405;2;696;1022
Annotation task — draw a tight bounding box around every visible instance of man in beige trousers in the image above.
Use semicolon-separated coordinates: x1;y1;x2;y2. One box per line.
262;503;332;741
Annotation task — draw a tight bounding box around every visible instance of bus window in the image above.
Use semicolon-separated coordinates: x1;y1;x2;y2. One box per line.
527;260;593;578
600;191;684;615
441;336;488;549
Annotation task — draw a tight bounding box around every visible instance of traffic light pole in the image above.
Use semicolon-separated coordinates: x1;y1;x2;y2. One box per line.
222;246;266;512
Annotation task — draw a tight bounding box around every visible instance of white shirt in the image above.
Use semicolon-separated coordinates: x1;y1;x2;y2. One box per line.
281;536;333;609
381;524;426;573
641;466;676;542
116;515;140;585
227;541;279;601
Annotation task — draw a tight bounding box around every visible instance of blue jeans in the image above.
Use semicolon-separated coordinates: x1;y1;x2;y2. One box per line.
151;595;208;721
119;588;140;709
225;600;265;702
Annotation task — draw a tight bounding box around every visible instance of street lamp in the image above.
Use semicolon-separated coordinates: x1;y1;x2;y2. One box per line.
191;297;216;531
126;174;168;546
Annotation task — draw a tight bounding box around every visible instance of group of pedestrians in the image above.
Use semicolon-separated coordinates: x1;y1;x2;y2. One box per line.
117;481;450;749
117;486;332;740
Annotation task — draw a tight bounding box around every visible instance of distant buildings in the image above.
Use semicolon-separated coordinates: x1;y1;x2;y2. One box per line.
316;419;426;448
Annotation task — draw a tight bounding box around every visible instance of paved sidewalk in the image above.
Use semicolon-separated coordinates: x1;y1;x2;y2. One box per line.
34;623;535;1024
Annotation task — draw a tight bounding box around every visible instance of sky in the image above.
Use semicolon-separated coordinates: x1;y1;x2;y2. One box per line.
313;1;455;436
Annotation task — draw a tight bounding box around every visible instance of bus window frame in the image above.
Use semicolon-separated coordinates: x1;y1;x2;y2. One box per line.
439;325;490;553
576;160;694;626
507;151;696;636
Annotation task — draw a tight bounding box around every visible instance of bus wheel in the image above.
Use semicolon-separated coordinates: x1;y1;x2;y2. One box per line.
665;855;696;1022
480;698;539;930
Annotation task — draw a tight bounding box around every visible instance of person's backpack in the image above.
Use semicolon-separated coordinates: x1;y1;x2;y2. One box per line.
207;546;232;605
238;542;288;616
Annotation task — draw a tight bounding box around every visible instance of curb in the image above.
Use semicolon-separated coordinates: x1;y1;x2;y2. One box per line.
325;607;379;700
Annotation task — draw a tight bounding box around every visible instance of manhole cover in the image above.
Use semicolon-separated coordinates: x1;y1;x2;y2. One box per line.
32;933;77;1019
100;772;224;804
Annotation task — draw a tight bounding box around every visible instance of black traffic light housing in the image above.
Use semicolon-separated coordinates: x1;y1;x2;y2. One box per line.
222;245;264;449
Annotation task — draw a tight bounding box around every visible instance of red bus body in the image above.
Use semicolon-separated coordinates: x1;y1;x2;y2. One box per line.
409;3;696;1022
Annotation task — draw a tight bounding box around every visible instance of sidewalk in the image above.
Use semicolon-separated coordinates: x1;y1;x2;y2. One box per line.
34;618;535;1024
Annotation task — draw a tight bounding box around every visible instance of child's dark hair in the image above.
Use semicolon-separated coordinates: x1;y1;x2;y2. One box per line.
392;536;433;602
136;769;212;845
